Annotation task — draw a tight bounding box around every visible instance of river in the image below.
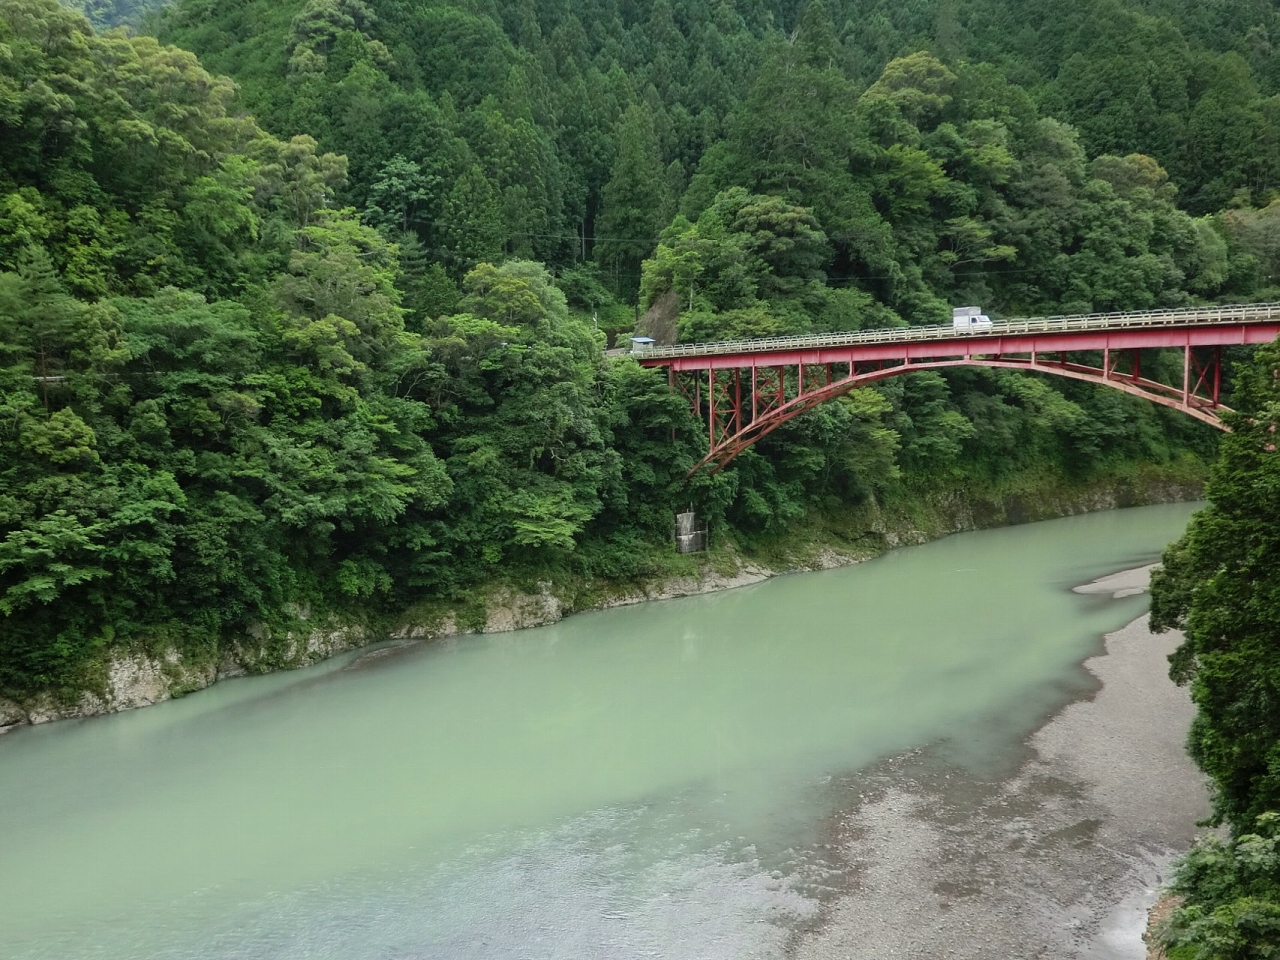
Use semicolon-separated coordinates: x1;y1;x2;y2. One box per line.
0;502;1206;959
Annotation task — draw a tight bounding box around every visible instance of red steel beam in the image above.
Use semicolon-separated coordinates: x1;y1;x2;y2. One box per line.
696;356;1236;473
648;323;1280;372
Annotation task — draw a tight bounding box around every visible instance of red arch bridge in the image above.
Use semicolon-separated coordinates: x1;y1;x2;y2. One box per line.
632;303;1280;473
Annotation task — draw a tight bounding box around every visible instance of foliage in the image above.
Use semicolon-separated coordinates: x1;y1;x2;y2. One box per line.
1149;341;1280;955
1159;814;1280;958
1150;339;1280;828
6;0;1277;701
151;0;1280;306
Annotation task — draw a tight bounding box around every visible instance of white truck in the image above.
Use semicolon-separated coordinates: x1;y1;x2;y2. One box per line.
952;306;993;332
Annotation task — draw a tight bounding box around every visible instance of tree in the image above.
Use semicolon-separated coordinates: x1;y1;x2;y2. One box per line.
1151;339;1280;829
274;208;407;376
641;188;830;323
1158;812;1280;959
595;102;667;298
440;164;506;271
364;155;439;236
863;51;957;130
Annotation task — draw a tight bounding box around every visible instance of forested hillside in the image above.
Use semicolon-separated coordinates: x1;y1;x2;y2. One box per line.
2;0;1275;701
1148;342;1280;957
154;0;1280;308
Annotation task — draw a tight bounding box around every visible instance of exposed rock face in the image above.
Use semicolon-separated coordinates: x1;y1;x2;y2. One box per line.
225;621;371;674
1;651;216;731
0;697;26;733
0;474;1203;731
389;614;457;642
483;583;564;632
637;287;680;345
596;562;775;606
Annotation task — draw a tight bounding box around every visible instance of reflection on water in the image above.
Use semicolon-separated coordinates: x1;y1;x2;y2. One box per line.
0;503;1197;959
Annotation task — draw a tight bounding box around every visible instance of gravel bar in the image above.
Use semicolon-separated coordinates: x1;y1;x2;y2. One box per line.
792;568;1210;960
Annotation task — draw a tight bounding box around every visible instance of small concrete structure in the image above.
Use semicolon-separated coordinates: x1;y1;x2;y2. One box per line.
674;510;708;553
630;336;657;355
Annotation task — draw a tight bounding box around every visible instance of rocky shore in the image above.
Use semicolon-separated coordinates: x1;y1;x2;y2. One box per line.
793;566;1210;959
0;473;1204;734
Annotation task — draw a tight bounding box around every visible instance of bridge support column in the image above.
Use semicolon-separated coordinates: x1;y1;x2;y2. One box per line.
1183;347;1191;409
707;367;715;448
734;369;742;437
1185;346;1224;411
1213;347;1222;405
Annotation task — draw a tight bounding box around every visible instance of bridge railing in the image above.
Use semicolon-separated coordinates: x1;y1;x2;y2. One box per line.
636;302;1280;360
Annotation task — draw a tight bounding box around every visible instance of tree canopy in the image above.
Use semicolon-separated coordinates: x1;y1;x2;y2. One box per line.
0;0;1273;700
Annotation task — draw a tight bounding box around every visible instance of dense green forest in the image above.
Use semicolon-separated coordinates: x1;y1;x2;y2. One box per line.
2;0;1278;705
1148;343;1280;957
152;0;1280;309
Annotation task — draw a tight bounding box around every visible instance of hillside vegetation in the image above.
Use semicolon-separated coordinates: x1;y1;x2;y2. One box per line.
1148;340;1280;958
1;0;1274;702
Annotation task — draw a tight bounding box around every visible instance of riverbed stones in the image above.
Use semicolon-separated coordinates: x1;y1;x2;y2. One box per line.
794;615;1210;960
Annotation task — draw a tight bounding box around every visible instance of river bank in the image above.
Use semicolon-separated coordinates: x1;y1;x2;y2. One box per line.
793;566;1210;960
0;467;1205;733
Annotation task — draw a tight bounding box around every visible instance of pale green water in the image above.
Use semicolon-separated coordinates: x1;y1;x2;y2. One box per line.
0;503;1197;959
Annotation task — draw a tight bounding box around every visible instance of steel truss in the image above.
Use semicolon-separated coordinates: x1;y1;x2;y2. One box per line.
667;345;1229;474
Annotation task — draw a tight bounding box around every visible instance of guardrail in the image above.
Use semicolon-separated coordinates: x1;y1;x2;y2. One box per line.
634;302;1280;360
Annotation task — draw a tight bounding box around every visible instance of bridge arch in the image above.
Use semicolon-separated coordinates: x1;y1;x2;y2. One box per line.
634;303;1280;474
676;352;1226;474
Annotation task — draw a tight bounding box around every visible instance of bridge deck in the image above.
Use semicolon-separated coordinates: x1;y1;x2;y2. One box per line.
635;302;1280;366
